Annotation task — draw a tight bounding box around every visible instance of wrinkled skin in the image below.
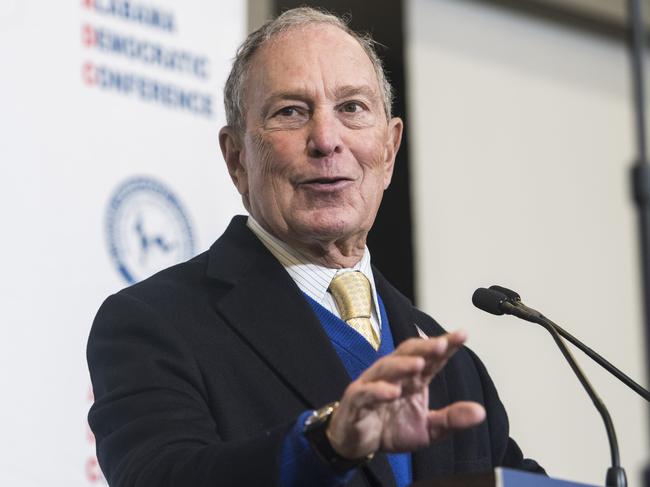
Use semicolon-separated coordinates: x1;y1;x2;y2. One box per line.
220;23;402;268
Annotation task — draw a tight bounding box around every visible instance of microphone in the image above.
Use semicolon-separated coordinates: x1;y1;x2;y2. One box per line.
472;286;628;487
471;287;509;315
489;285;520;302
471;287;539;321
486;285;650;402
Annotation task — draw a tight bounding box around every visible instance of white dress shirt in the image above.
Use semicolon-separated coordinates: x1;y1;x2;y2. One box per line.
246;216;382;336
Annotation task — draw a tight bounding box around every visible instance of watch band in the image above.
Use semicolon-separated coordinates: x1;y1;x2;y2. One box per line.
303;401;372;474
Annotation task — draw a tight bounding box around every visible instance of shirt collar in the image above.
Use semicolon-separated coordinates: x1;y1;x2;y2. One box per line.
246;215;381;323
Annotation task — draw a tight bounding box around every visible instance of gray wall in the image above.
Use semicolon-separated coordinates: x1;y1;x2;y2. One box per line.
407;0;647;484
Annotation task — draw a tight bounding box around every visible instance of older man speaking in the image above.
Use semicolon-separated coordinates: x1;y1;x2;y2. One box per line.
87;7;542;487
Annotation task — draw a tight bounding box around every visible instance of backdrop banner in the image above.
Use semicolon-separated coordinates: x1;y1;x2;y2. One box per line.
0;1;245;485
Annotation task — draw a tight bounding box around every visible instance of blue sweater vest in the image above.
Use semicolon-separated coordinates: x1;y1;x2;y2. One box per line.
304;293;412;487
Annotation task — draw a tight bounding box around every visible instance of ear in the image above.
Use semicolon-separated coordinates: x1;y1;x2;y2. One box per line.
219;126;249;197
382;117;403;189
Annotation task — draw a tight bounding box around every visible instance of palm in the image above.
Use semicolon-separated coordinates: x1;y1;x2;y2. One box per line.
349;377;431;453
379;386;430;451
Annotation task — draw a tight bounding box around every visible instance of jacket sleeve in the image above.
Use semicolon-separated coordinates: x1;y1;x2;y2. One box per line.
465;347;546;474
87;291;293;487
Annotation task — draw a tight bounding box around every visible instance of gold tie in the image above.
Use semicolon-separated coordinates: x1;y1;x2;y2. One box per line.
329;271;380;350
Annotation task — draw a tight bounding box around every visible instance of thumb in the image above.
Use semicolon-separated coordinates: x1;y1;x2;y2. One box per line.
427;401;486;441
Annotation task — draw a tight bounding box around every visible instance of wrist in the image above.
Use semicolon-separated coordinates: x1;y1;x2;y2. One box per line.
325;415;375;462
303;402;373;474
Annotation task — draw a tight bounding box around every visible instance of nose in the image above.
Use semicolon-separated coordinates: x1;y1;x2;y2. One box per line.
307;109;343;158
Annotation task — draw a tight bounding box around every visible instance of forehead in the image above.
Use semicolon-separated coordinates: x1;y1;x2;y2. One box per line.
246;23;380;104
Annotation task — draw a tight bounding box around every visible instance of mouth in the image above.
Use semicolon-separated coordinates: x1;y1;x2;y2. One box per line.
297;176;354;191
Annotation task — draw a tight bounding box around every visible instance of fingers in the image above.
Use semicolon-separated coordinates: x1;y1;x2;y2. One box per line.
427;401;486;441
341;359;419;414
395;330;467;358
356;331;469;394
359;355;425;383
394;331;468;380
343;380;402;410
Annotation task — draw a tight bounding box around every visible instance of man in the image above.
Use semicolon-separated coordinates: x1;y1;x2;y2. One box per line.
88;8;542;487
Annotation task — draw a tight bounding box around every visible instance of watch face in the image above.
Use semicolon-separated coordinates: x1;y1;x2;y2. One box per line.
304;410;319;428
305;402;338;428
317;405;334;420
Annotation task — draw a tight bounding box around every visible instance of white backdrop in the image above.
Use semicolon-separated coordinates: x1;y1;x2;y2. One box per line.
0;1;245;485
407;0;648;485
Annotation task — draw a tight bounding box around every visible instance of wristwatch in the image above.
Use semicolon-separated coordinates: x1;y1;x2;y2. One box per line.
303;401;373;474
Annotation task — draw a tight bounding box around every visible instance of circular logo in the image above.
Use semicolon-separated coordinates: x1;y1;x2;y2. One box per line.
106;177;195;284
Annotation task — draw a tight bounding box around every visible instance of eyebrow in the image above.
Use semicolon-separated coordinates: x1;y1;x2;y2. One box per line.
260;84;379;117
333;84;378;101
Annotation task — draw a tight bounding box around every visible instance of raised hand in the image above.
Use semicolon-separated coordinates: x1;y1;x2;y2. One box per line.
326;331;486;460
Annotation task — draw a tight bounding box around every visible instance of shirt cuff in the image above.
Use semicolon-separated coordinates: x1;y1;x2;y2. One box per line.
280;410;356;487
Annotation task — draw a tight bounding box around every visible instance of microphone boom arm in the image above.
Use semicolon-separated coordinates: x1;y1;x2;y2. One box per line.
500;301;628;487
546;317;649;401
488;285;650;401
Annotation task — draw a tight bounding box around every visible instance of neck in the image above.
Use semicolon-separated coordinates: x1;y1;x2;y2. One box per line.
249;215;368;268
292;234;367;268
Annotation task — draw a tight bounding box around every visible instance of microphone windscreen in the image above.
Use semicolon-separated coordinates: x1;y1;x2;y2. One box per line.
472;288;508;315
489;285;521;302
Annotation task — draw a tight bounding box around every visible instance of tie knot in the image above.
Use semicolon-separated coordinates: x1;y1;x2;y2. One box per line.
329;271;372;321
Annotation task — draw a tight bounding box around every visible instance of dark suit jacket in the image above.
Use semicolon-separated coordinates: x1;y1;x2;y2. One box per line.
87;216;542;487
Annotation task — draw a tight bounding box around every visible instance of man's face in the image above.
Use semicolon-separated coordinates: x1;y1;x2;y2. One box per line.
223;24;402;251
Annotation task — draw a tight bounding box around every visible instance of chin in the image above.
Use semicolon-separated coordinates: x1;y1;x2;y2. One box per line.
293;210;365;241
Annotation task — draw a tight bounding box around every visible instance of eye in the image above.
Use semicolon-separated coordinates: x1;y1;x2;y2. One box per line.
274;106;301;117
266;104;309;129
340;101;364;113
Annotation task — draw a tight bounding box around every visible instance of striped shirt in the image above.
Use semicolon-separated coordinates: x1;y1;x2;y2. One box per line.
247;216;382;334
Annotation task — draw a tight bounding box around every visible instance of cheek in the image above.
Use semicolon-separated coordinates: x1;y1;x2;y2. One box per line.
250;133;276;177
253;132;302;178
353;138;391;198
356;140;388;176
270;137;300;165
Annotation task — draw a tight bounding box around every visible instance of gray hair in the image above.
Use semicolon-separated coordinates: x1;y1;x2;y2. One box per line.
223;7;394;133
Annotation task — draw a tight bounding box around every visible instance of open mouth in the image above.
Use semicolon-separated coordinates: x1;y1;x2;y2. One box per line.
298;177;353;191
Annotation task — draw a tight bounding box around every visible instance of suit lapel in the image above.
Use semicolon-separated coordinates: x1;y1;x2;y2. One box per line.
206;219;444;486
205;217;350;409
374;269;455;480
373;268;419;345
